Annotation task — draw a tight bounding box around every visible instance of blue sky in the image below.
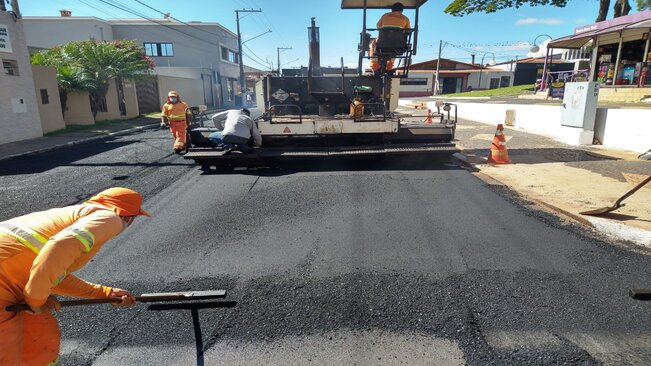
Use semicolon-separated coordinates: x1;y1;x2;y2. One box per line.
20;0;609;68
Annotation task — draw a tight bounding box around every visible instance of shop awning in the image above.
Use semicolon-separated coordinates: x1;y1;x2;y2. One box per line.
626;18;651;29
550;10;651;49
549;24;631;49
548;34;593;49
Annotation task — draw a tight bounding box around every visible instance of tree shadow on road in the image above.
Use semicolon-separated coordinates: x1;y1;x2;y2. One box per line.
0;138;137;176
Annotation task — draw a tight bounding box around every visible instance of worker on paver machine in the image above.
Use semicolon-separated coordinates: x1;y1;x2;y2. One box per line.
0;187;149;365
369;2;411;73
208;108;262;154
162;90;192;154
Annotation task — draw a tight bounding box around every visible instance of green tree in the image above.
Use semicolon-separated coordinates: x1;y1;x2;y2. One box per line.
32;40;154;119
635;0;651;10
444;0;632;22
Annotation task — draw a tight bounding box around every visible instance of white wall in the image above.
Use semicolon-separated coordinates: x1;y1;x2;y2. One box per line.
0;14;43;144
419;100;651;153
466;71;515;90
23;17;114;48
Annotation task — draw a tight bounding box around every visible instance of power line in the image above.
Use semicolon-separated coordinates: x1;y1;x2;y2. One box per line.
243;44;270;65
129;0;224;39
95;0;228;49
77;0;212;55
244;54;271;70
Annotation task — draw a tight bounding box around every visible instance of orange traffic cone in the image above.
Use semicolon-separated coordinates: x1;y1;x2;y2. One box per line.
423;109;433;124
487;124;511;164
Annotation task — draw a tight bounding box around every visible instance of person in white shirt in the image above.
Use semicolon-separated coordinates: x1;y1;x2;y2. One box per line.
208;108;262;152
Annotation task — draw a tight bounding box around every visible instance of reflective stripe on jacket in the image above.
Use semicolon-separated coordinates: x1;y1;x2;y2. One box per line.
162;102;189;123
0;204;124;308
0;221;96;254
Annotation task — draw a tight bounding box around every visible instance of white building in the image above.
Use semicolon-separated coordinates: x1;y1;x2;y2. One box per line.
0;5;43;145
22;10;242;110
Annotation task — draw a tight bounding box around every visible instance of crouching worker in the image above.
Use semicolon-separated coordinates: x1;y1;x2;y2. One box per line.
208;108;262;154
0;187;150;365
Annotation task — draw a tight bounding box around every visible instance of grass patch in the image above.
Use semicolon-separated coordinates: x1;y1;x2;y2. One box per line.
445;84;535;98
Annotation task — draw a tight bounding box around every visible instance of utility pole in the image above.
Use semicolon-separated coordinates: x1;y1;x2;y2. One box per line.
277;47;292;76
434;40;442;95
10;0;21;17
235;8;261;107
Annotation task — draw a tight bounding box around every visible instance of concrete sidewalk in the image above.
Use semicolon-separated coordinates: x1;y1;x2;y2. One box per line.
454;119;651;248
0;116;161;162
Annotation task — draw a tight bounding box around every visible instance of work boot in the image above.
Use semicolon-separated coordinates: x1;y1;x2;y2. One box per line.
174;148;181;154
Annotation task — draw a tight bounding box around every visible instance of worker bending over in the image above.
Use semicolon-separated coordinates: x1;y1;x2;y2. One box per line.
208;108;262;153
0;187;149;365
369;2;411;73
161;90;192;154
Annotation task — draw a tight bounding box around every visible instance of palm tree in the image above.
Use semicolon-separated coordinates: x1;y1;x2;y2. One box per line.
32;40;154;119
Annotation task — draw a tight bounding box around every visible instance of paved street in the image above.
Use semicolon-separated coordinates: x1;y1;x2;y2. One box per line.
1;126;650;365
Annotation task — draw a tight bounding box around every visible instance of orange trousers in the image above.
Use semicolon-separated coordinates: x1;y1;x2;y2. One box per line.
0;300;60;365
369;38;394;72
169;121;187;150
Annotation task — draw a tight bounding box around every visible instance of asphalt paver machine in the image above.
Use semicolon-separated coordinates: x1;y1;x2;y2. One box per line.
185;0;458;170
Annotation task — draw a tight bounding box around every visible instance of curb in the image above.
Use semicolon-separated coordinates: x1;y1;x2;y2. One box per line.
0;123;160;162
453;151;651;247
453;151;595;226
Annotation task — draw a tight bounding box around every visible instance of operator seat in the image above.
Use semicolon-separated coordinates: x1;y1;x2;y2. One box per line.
375;27;410;59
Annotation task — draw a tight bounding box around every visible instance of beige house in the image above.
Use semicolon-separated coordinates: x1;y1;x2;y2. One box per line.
31;64;64;133
63;78;140;125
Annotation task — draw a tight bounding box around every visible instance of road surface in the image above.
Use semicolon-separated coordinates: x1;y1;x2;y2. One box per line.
1;126;649;365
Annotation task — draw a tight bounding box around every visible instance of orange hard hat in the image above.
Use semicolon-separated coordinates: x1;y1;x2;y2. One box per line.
86;187;151;217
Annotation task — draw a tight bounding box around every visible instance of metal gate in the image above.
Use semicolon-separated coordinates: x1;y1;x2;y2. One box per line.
135;78;161;114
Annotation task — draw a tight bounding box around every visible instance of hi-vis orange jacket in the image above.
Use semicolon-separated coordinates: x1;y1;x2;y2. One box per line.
377;11;411;29
161;101;190;123
0;204;125;309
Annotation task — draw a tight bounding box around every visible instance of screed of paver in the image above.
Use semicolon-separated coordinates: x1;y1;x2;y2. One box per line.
205;330;466;366
480;163;651;234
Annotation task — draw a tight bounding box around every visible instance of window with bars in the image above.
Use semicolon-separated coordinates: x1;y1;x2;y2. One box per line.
3;59;19;76
144;42;174;57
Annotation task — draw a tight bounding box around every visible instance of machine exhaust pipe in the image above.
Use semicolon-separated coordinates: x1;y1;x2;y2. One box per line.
308;17;321;77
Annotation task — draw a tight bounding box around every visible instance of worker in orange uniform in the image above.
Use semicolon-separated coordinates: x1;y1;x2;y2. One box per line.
161;90;192;154
369;2;411;73
0;187;150;366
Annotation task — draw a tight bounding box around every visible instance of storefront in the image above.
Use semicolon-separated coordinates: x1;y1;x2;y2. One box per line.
548;10;651;98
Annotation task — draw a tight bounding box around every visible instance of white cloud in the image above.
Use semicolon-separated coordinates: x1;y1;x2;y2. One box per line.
516;18;563;26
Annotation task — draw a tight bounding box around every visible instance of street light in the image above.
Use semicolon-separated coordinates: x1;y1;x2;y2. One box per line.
530;34;553;53
530;34;553;91
243;29;272;45
477;52;496;90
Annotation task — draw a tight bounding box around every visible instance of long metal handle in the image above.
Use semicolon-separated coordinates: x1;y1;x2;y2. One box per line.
615;175;651;206
5;290;227;312
6;298;122;312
